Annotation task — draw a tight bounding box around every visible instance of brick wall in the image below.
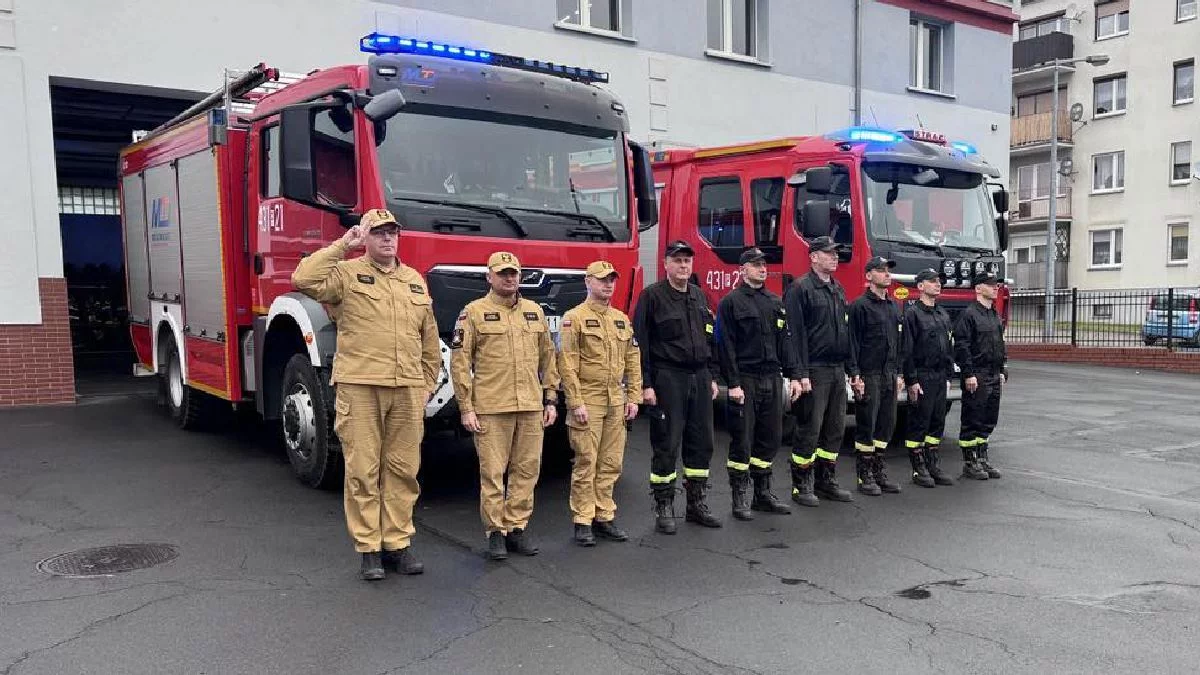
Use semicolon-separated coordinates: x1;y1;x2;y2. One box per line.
0;278;75;406
1009;344;1200;375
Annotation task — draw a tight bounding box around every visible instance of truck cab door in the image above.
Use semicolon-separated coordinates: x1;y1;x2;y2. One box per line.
691;171;751;309
742;164;788;296
782;161;856;292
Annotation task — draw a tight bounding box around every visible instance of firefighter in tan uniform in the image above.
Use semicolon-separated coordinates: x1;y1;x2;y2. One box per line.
291;209;441;581
450;252;560;561
557;261;642;547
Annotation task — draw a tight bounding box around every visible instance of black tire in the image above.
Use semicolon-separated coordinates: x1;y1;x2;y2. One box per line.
159;333;214;430
280;354;341;490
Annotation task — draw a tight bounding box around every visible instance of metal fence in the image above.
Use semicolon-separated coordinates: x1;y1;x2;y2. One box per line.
1006;287;1200;349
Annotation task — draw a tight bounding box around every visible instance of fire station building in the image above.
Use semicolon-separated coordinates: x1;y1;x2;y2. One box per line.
0;0;1016;406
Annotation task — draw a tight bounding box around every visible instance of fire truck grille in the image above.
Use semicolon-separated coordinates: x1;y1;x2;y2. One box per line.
426;266;587;335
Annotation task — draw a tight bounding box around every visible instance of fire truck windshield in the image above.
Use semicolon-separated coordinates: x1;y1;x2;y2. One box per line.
862;162;1000;254
376;106;630;242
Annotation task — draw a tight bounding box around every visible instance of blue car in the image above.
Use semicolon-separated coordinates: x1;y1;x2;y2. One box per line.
1143;290;1200;346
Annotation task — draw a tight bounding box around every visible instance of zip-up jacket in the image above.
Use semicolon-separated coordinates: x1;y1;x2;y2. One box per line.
783;271;853;378
953;300;1008;379
632;280;718;383
715;283;800;387
848;290;902;377
902;300;954;381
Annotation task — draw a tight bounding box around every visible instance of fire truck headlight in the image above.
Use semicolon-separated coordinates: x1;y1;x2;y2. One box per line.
958;260;971;277
974;261;986;275
942;260;956;277
987;262;1000;275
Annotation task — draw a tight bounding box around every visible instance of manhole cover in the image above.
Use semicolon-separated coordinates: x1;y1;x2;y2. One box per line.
37;543;178;577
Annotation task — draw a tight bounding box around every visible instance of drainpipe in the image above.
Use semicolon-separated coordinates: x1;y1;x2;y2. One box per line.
853;0;862;125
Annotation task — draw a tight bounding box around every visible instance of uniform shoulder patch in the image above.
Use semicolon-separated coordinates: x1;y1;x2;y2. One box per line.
451;327;464;348
356;274;375;284
562;319;573;328
409;283;426;294
484;312;501;322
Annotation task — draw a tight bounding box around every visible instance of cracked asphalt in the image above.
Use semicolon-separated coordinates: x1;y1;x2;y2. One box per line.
3;361;1200;674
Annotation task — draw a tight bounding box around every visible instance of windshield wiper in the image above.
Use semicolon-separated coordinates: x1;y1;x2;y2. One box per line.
391;197;528;237
872;235;944;255
507;206;616;242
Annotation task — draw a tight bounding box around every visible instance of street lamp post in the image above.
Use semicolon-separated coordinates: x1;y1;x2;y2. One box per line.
1044;53;1109;341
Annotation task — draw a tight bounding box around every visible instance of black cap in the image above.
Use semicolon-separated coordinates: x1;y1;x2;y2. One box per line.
739;247;767;264
915;268;944;283
808;236;837;253
971;271;1001;286
664;240;695;257
865;256;896;272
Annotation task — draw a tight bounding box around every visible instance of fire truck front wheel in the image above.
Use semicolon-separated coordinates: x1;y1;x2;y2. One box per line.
280;354;341;490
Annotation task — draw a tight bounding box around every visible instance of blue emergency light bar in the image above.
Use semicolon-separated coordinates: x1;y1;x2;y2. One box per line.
951;140;978;155
359;32;610;84
834;127;905;144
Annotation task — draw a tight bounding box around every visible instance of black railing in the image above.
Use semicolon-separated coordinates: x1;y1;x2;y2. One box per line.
1013;31;1074;71
1006;287;1200;349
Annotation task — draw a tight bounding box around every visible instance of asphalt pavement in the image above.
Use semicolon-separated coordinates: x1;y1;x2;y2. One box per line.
3;362;1200;674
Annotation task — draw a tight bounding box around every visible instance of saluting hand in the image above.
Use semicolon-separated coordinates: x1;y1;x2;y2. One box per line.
340;223;368;250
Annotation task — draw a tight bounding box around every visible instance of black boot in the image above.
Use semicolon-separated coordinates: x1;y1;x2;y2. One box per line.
856;453;882;496
574;524;596;547
926;446;956;486
909;448;936;488
961;447;990;481
592;519;629;541
383;547;424;575
729;472;755;521
978;444;1002;479
487;532;508;561
790;464;820;507
751;472;791;514
871;453;901;493
653;488;677;535
684;479;723;528
505;528;540;556
360;552;385;580
815;458;853;502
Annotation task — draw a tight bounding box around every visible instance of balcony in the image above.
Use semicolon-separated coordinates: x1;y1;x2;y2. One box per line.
1010;112;1073;156
1012;32;1076;84
1008;261;1068;290
1010;191;1072;225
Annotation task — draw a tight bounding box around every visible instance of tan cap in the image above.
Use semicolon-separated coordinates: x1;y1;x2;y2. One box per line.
360;208;398;230
585;260;618;279
487;251;521;273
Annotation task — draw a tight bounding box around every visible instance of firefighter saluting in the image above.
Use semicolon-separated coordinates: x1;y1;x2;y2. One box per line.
954;271;1008;480
557;260;642;547
291;209;441;581
451;252;560;561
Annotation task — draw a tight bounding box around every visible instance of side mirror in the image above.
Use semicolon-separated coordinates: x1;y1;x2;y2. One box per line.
801;200;831;239
992;186;1010;215
630;141;659;231
280;104;320;206
997;216;1009;252
803;166;833;194
364;89;407;122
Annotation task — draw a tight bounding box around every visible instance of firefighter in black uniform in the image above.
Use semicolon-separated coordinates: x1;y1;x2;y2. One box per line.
847;256;903;496
954;271;1007;481
715;247;804;520
902;268;956;488
633;240;723;533
784;236;864;507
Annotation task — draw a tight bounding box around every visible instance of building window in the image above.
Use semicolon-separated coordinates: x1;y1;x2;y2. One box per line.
1018;14;1069;40
1095;2;1130;39
909;17;946;91
556;0;628;35
58;186;119;215
1093;74;1127;116
1175;60;1195;104
1015;88;1067;117
1180;0;1198;22
707;0;764;59
1171;141;1193;184
1090;228;1123;267
1169;223;1190;263
698;178;745;248
1092;151;1125;192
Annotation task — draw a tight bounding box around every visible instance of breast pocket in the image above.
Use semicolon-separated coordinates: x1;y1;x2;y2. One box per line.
345;282;386;326
522;317;546;352
407;294;432;332
475;320;509;357
656;316;684;340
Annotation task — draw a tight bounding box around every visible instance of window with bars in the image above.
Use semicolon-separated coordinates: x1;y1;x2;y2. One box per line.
58;186;119;215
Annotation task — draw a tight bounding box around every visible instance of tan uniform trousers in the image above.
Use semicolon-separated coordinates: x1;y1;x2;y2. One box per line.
333;383;424;553
568;404;627;525
475;411;544;534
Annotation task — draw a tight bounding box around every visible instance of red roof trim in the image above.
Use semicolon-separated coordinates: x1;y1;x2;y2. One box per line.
876;0;1018;35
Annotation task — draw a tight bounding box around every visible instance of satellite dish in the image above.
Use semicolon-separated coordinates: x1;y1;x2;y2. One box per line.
1059;158;1073;176
1070;103;1084;122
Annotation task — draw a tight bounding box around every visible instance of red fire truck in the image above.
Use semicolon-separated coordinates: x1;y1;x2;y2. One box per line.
118;35;658;488
649;127;1011;415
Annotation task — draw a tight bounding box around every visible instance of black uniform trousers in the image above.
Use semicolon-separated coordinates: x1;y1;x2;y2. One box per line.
959;371;1003;452
647;366;715;488
726;372;783;476
854;370;897;455
905;369;948;450
790;365;846;473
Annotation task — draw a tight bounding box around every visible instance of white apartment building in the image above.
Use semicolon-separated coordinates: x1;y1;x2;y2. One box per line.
1009;0;1200;291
